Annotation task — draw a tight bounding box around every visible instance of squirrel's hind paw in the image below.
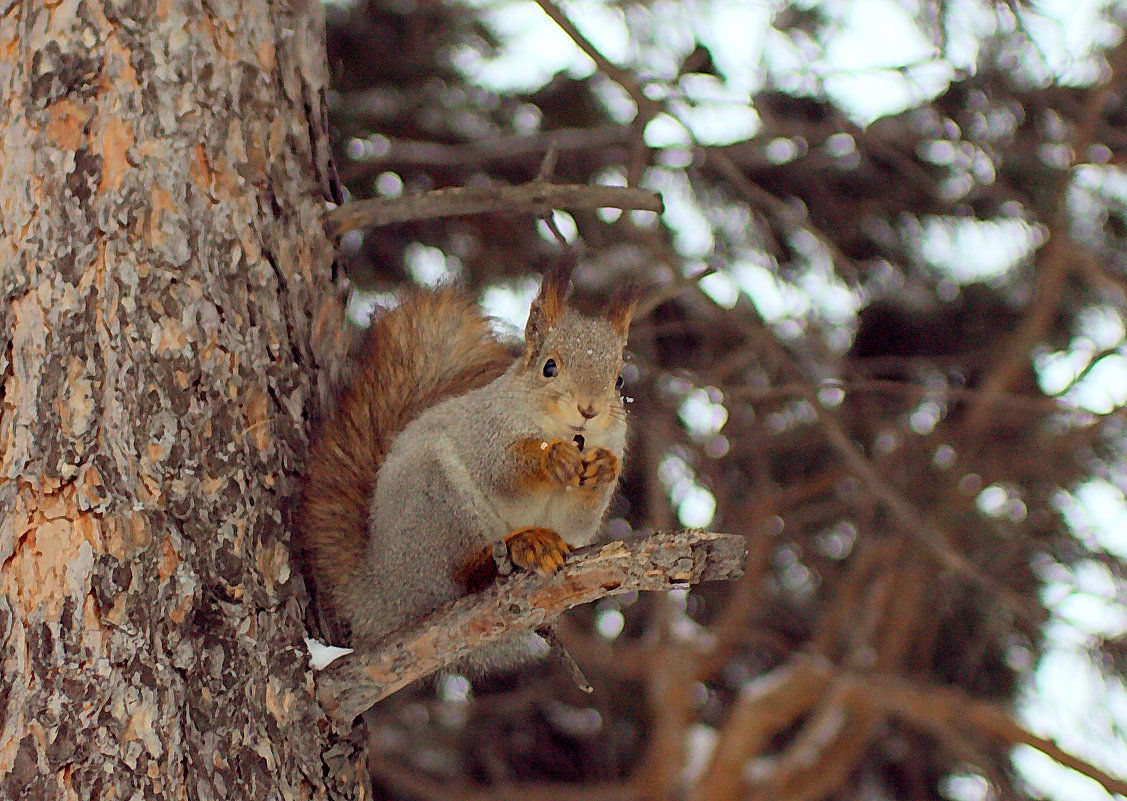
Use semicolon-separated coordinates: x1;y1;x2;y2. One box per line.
505;527;571;574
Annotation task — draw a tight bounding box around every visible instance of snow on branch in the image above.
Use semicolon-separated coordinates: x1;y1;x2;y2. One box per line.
315;529;746;731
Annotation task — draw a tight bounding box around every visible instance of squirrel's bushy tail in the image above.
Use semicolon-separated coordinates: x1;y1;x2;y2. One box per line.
300;289;514;624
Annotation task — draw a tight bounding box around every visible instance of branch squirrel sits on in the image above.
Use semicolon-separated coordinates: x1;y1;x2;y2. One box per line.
300;261;636;673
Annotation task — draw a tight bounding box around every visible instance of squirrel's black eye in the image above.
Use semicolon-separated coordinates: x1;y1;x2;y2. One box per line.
542;358;558;378
616;374;624;391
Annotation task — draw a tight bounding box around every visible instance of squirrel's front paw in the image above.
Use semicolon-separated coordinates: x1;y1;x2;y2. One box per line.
543;438;584;486
578;447;619;487
505;527;571;574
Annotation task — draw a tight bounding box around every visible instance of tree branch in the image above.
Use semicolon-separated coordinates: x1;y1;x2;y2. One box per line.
530;0;656;117
315;530;746;730
711;299;1045;625
338;125;632;183
529;0;660;185
963;36;1127;437
851;674;1127;798
691;656;832;801
324;180;663;235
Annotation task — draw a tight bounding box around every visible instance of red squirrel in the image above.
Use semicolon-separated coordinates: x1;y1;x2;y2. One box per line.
300;263;635;672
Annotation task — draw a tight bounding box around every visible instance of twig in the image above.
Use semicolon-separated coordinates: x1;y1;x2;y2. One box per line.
325;181;664;235
534;145;580;248
536;140;560;182
530;0;658;118
1054;343;1124;396
728;377;1068;415
315;530;745;730
539;625;593;693
540;211;573;248
530;0;660;185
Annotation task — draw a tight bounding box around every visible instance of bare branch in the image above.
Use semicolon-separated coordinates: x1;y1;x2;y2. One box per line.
747;681;882;801
690;656;833;801
807;394;1045;624
703;147;854;276
325;180;663;235
337;125;632;182
315;530;746;730
730;377;1068;415
707;297;1045;624
963;36;1127;436
372;754;640;801
530;0;657;119
693;659;1127;801
529;0;658;186
851;674;1127;798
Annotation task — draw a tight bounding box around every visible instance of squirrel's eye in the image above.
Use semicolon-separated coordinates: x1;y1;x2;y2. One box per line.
542;358;558;378
616;374;624;391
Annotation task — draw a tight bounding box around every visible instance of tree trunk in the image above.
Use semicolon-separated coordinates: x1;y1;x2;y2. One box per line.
0;2;360;798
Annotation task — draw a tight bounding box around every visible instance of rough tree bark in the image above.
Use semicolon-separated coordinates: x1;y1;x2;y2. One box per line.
0;2;361;799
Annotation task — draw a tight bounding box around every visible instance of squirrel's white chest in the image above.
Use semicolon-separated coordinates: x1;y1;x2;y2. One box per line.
494;488;595;547
426;429;607;548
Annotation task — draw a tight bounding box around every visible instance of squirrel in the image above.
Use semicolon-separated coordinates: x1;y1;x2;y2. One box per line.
300;261;636;673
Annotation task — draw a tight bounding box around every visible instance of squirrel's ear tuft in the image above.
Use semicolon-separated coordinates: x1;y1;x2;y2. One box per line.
605;284;639;339
525;257;574;355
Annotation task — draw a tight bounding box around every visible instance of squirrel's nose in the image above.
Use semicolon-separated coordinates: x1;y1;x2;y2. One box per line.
578;403;597;419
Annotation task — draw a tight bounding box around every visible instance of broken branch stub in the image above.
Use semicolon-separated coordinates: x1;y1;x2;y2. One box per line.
315;529;746;730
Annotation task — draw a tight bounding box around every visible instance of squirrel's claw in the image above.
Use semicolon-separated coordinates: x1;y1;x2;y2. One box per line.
543;438;584;486
505;527;571;574
578;447;619;487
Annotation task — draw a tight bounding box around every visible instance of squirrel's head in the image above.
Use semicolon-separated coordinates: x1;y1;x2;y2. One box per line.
517;260;637;439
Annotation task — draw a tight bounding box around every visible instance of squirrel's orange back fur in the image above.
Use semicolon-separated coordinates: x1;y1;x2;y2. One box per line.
300;289;513;624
